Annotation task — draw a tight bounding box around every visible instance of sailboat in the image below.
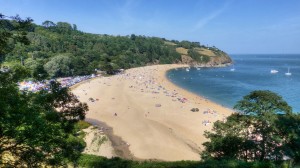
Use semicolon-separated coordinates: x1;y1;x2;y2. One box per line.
285;68;292;76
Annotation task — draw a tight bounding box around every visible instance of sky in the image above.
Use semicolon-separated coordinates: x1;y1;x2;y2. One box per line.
1;0;300;54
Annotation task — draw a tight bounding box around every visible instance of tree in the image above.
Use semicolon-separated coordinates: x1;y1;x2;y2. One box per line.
1;13;230;80
44;54;74;77
56;22;72;34
0;14;33;62
234;90;292;161
72;24;77;31
276;110;300;163
42;20;56;28
10;64;31;81
99;54;116;75
202;90;294;162
32;63;48;80
0;71;88;167
188;49;210;63
202;113;256;161
0;14;88;166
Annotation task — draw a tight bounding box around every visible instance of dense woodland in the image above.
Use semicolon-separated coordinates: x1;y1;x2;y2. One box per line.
1;14;300;168
1;16;230;80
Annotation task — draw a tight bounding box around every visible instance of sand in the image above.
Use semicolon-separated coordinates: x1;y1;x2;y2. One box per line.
72;64;234;161
82;126;115;158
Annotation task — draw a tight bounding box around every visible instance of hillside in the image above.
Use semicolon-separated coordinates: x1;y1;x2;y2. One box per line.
172;43;232;66
1;20;232;79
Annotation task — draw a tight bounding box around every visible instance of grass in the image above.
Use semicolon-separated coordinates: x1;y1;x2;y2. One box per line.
97;136;108;146
76;120;92;130
195;48;216;57
91;134;108;147
176;47;188;55
74;120;92;140
164;41;177;46
176;47;221;58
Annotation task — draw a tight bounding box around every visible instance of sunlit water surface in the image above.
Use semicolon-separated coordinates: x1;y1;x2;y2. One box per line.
167;54;300;112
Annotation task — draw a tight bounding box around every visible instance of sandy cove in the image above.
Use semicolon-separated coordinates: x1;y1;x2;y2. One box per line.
72;64;234;161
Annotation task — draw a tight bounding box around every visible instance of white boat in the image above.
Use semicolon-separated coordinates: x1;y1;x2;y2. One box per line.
230;65;235;71
186;68;190;72
285;68;292;76
270;69;279;74
196;67;201;70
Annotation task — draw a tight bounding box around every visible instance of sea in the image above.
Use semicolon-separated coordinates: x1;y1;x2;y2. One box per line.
167;54;300;112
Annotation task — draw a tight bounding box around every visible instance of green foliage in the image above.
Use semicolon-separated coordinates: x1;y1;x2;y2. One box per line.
0;70;88;167
187;49;210;63
42;20;56;28
202;113;255;160
44;53;74;77
77;154;278;168
75;120;92;130
276;112;300;163
234;90;292;115
10;63;31;81
202;90;299;165
78;155;133;168
32;63;48;80
234;91;293;161
0;14;33;58
1;15;227;78
176;40;201;49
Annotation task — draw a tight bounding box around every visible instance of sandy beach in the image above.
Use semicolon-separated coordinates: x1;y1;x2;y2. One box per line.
72;64;234;161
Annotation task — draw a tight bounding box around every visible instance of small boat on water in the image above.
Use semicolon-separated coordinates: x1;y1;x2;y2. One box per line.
230;65;235;71
196;67;201;70
285;68;292;76
270;69;279;74
186;68;190;72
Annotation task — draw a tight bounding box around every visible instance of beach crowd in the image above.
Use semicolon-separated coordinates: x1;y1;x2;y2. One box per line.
18;74;98;92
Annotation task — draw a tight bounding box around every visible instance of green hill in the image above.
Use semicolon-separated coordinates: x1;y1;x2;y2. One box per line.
1;19;232;79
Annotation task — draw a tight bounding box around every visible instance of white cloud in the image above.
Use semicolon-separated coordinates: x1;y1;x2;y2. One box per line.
192;1;233;32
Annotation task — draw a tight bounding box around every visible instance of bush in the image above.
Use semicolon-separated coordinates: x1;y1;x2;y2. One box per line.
75;120;92;130
187;49;210;63
77;154;281;168
77;154;133;168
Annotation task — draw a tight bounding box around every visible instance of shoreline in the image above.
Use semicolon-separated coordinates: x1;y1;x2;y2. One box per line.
71;64;234;161
155;64;234;116
163;66;235;112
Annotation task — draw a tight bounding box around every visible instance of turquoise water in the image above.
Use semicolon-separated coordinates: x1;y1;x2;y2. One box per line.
167;54;300;112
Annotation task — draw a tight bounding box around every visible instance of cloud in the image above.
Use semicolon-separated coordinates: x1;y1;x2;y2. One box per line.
192;1;233;32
